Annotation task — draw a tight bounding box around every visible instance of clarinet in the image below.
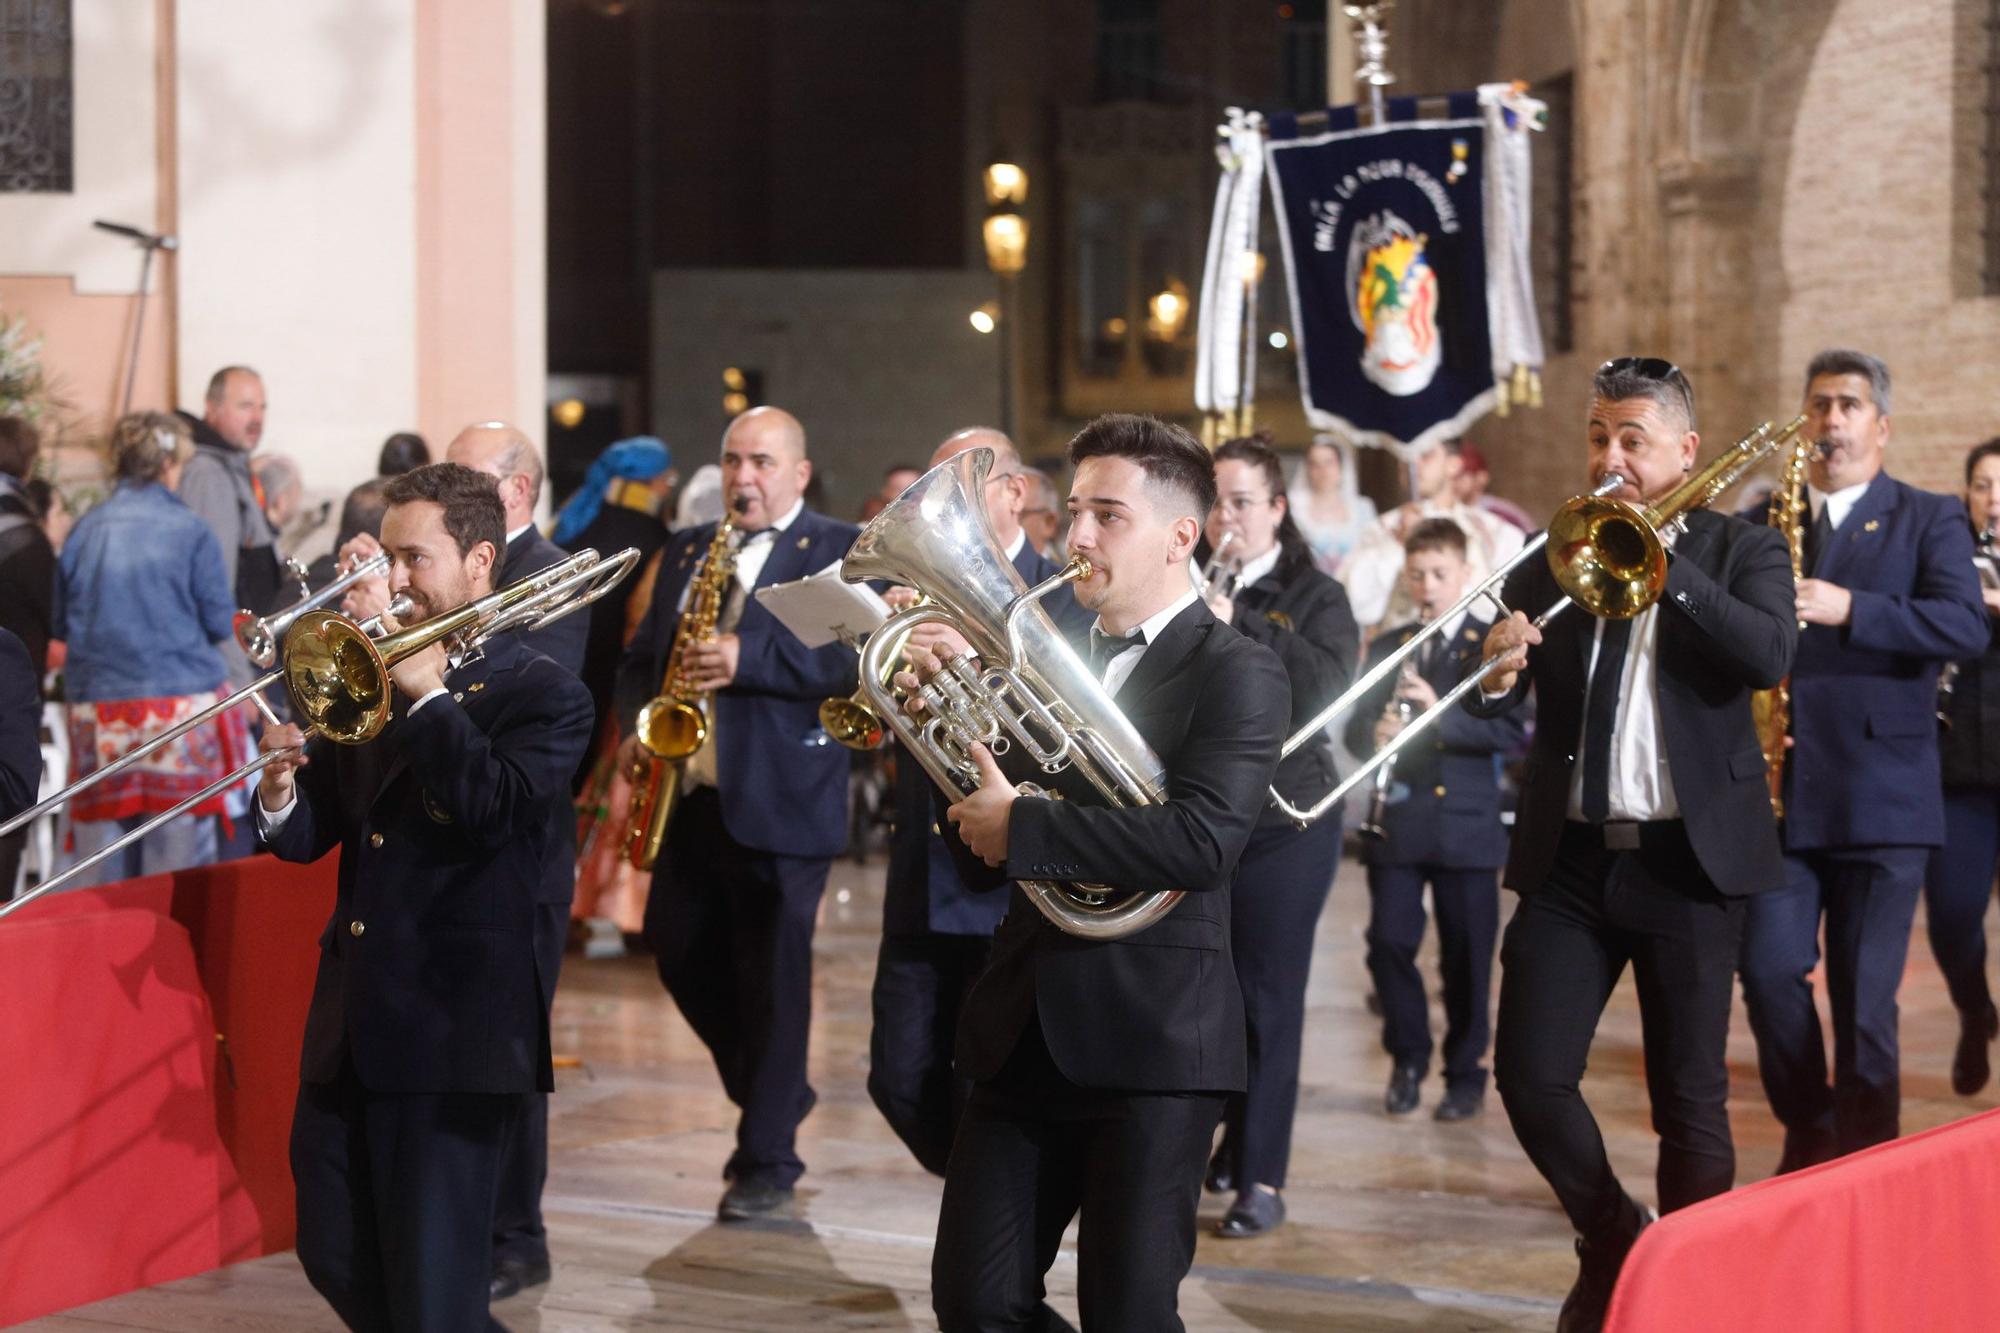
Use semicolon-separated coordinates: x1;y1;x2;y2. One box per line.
1357;691;1412;843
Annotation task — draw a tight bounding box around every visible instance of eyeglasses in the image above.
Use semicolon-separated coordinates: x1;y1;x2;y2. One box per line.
1599;356;1684;384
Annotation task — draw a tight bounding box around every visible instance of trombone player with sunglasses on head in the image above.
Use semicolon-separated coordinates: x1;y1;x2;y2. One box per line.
1466;357;1799;1333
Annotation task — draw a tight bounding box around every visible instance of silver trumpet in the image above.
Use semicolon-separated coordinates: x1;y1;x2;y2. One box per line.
1357;663;1416;843
234;552;392;668
841;447;1181;940
1193;530;1241;600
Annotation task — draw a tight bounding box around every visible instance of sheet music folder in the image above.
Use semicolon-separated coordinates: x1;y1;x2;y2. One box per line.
753;563;891;649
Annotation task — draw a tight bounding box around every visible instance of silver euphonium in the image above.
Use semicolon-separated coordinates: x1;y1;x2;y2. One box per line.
840;447;1181;940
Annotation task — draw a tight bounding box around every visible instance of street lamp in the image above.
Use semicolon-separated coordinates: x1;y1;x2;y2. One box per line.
982;156;1030;437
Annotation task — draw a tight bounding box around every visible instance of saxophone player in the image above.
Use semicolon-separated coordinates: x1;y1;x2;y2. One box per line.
1345;518;1522;1126
913;415;1290;1332
613;407;859;1222
1739;351;1988;1172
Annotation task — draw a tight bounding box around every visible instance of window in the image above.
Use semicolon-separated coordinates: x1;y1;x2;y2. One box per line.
0;0;73;193
1531;73;1576;353
1279;0;1328;110
1095;0;1164;104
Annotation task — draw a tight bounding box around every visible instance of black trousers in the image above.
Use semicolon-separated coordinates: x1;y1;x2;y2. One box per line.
1214;816;1341;1190
932;1019;1223;1333
290;1059;520;1332
1365;862;1499;1091
1926;788;2000;1018
1740;845;1925;1156
645;786;830;1188
491;898;569;1268
1494;822;1745;1238
868;930;994;1176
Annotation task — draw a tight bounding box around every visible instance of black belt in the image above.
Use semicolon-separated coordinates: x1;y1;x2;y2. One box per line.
1564;818;1686;852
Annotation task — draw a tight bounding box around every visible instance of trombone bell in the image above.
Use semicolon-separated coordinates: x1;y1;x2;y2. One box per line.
1545;497;1666;621
284;610;395;743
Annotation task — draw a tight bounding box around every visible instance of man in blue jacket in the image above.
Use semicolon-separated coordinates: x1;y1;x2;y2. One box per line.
615;406;859;1221
1741;349;1990;1170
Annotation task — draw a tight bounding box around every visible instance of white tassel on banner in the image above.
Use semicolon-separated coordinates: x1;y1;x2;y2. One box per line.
1195;108;1265;442
1479;82;1548;415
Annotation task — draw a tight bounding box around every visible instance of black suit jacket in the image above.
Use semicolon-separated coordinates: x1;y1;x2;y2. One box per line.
1749;473;1987;849
943;598;1290;1093
502;527;590;676
615;508;860;858
0;628;40;821
263;636;594;1094
1222;545;1359;828
883;538;1092;938
1467;508;1796;898
1346;611;1525;868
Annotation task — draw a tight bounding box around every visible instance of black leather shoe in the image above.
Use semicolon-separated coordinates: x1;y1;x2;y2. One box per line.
1434;1085;1486;1122
1555;1197;1654;1333
1215;1186;1285;1238
1953;1000;1999;1096
1204;1146;1234;1195
1384;1063;1423;1116
718;1177;796;1222
1776;1123;1839;1175
488;1255;551;1302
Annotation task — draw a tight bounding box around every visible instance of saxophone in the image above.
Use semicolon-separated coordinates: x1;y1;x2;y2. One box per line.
623;511;739;870
1752;431;1815;818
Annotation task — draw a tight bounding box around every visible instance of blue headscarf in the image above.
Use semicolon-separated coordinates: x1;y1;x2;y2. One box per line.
552;435;672;545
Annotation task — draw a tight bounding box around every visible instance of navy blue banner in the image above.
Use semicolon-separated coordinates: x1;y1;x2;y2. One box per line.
1267;94;1495;453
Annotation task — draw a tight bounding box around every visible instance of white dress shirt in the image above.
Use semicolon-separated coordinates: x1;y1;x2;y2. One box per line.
1565;605;1678;821
1095;587;1200;700
1003;527;1028;564
1234;544;1281;589
505;521;533;546
1808;480;1870;534
730;496;805;594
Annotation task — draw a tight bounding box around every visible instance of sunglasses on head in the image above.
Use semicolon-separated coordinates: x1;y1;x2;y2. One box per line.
1599;356;1684;383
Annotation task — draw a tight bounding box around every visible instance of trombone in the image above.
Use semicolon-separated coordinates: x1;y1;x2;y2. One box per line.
234;552;391;669
0;546;640;922
1270;416;1809;829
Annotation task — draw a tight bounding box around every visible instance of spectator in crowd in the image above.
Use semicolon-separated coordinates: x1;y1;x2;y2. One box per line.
0;416;55;897
1455;441;1534;534
24;477;75;552
1287;436;1378;577
1342;437;1526;633
177;366;280;684
376;431;430;476
303;478;391;588
676;463;725;529
1019;466;1064;558
53;412;244;886
859;462;922;524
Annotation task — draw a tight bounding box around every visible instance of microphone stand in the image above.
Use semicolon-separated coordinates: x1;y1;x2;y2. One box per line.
93;220;177;417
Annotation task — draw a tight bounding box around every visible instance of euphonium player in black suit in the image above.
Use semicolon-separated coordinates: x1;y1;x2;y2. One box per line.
1346;518;1524;1125
1192;435;1358;1240
870;427;1090;1176
1469;360;1797;1333
258;463;595;1333
910;415;1290;1333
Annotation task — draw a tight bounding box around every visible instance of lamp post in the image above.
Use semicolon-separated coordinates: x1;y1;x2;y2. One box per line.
982;157;1029;439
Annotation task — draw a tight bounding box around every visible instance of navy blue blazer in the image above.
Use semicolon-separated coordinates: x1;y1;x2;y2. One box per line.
1345;611;1524;869
883;539;1091;938
1751;473;1989;850
263;637;594;1095
0;628;40;821
615;507;860;859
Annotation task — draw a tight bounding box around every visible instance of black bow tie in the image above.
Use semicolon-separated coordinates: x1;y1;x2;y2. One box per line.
1087;626;1145;674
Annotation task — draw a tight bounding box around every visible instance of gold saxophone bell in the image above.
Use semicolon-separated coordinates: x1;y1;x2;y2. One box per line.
636;696;708;760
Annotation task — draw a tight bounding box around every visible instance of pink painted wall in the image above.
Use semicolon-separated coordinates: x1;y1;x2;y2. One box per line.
0;274;171;442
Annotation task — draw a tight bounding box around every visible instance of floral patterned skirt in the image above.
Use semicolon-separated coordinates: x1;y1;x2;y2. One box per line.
66;688;254;826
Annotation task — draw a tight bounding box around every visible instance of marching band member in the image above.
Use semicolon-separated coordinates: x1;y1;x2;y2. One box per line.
1193;435;1358;1239
1471;359;1796;1333
614;406;859;1222
916;414;1289;1332
1739;351;1988;1170
1345;518;1522;1125
258;463;595;1332
1925;438;2000;1095
869;427;1089;1176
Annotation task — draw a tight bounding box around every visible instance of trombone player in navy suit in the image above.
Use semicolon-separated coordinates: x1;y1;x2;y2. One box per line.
1193;435;1359;1240
614;406;859;1221
1739;350;1989;1171
910;415;1290;1332
869;427;1091;1176
258;463;596;1333
1471;359;1796;1333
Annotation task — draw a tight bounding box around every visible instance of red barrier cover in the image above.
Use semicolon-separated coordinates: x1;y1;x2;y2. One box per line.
1608;1108;2000;1332
0;855;333;1325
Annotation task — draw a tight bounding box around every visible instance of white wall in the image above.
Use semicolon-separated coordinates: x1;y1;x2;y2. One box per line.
174;0;419;511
